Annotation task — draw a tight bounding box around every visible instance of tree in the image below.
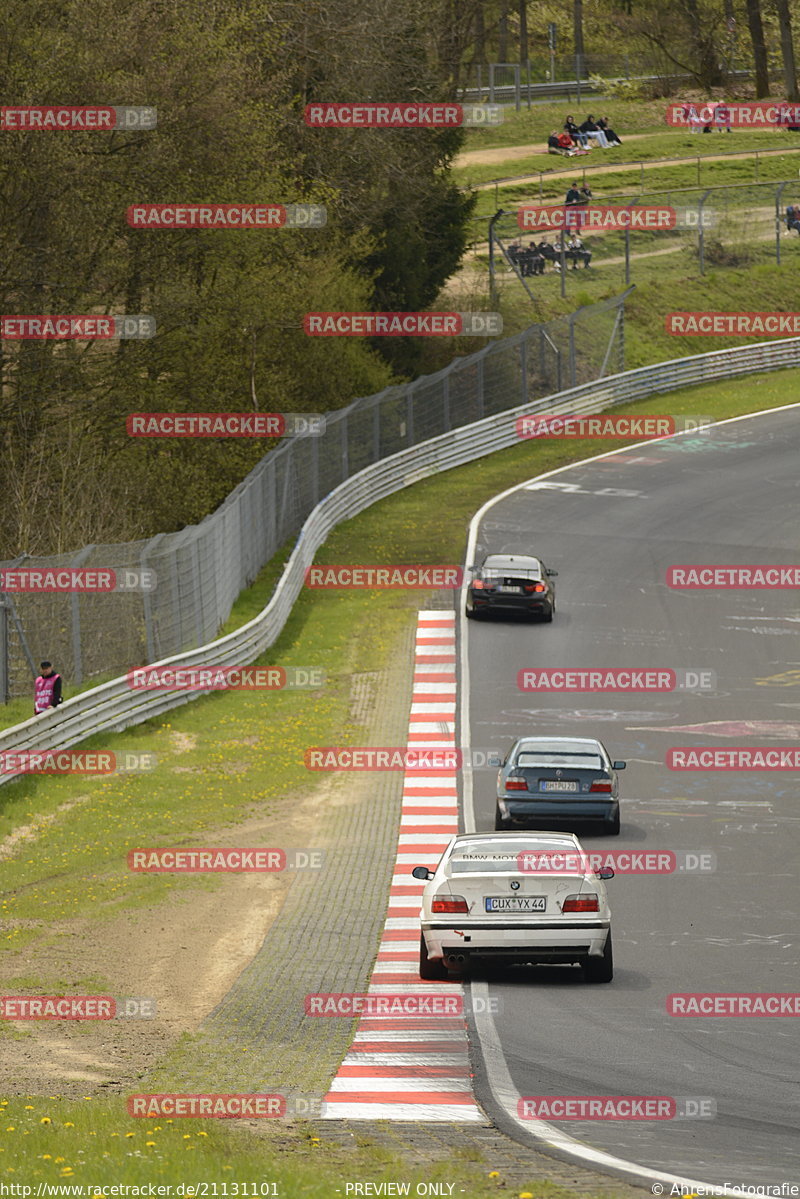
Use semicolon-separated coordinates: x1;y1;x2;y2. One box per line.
773;0;799;100
744;0;771;95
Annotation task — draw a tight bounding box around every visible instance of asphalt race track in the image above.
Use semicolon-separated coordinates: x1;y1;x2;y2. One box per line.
462;406;800;1187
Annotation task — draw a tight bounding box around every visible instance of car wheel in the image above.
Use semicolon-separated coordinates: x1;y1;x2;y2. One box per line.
542;605;554;623
419;933;448;980
605;806;621;835
465;606;476;620
494;809;511;831
583;933;613;983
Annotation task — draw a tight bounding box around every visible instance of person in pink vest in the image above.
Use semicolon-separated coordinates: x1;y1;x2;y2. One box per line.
34;661;63;715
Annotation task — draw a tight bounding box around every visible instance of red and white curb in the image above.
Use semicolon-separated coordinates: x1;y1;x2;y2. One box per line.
323;610;485;1121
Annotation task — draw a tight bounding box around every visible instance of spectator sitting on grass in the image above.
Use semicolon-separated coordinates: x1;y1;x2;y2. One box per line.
565;115;589;147
548;130;576;156
567;234;592;268
786;205;800;234
580;114;609;148
597;116;622;145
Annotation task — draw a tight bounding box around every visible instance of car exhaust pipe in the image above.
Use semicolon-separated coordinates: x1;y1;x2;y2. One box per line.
445;952;467;968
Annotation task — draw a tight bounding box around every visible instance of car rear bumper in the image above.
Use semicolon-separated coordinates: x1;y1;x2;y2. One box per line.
499;800;618;822
422;920;610;961
471;594;551;615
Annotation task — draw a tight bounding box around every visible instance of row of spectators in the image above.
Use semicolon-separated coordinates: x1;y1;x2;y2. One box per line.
507;236;592;275
548;114;623;157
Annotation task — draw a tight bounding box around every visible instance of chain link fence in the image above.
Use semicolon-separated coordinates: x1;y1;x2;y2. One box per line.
0;294;627;700
488;179;800;301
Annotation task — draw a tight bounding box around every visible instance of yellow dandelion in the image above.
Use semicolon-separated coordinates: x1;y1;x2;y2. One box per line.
146;1141;156;1147
488;1173;500;1179
40;1118;51;1125
64;1122;74;1128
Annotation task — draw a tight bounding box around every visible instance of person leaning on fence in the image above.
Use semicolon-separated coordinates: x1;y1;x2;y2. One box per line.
565;182;584;205
34;660;63;715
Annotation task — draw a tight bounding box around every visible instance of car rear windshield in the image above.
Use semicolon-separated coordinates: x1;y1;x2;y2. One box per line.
515;752;604;770
449;839;576;872
483;566;542;579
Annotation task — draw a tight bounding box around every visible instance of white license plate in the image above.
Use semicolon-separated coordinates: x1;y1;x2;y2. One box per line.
540;780;579;792
484;896;546;912
497;584;522;593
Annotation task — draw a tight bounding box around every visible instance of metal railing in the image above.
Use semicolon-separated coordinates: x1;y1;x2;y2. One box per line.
0;297;625;700
1;335;798;784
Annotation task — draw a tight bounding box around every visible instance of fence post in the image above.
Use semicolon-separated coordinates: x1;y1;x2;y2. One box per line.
697;188;713;275
406;387;415;446
140;533;165;663
568;314;577;387
0;595;8;704
341;412;350;477
520;336;528;406
489;63;495;104
514;63;521;112
477;356;485;418
776;180;790;266
69;543;95;685
442;372;451;432
373;394;381;460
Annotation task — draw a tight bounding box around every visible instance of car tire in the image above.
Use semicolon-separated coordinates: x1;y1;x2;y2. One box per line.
542;605;554;623
494;809;511;831
465;607;476;620
419;933;448;980
583;933;613;983
605;806;621;836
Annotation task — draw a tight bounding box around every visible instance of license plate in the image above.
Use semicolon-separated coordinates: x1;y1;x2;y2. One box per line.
497;584;521;593
484;896;546;912
540;780;579;792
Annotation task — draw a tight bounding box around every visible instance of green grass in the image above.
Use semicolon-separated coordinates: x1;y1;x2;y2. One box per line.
2;1095;598;1198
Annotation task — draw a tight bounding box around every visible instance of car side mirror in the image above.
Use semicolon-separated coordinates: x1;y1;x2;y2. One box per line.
411;866;434;880
597;866;615;880
612;760;626;770
487;754;501;768
548;569;558;577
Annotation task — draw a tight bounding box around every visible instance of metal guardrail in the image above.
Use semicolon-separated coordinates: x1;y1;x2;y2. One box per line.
1;336;798;787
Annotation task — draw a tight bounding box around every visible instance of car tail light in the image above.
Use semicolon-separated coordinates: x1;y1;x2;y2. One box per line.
590;781;612;792
563;893;600;913
505;777;528;791
523;582;547;594
471;579;485;590
432;894;469;914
